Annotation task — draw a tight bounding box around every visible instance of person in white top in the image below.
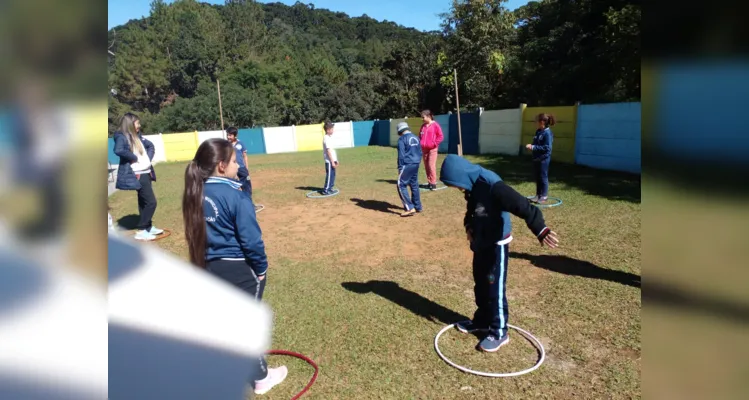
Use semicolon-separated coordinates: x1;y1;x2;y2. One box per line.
112;113;163;241
320;121;338;195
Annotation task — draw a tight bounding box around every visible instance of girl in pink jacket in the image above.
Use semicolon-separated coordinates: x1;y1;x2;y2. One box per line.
419;109;444;190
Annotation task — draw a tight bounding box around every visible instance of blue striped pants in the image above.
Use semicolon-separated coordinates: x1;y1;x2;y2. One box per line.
472;243;510;338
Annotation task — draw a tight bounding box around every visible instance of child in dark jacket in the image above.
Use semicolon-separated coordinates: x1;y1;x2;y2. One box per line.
525;113;555;203
396;121;423;217
182;138;287;395
440;154;559;352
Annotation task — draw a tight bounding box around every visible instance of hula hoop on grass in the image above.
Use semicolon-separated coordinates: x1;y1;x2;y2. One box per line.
267;349;319;400
255;204;265;213
133;229;172;242
434;323;545;378
526;196;563;208
306;189;340;199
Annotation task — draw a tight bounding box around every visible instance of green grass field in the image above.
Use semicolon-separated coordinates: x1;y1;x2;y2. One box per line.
109;146;641;399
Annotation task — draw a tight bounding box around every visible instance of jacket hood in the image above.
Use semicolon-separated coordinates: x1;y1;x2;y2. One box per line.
439;154;482;191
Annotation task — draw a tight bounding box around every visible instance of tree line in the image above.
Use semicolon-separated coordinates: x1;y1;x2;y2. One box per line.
108;0;640;134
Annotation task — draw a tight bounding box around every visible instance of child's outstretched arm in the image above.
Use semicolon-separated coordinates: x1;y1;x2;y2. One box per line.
234;197;269;277
490;182;559;247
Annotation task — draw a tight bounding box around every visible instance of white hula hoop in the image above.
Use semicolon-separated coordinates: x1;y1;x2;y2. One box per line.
419;185;449;192
434;323;545;377
306;189;340;199
255;204;265;213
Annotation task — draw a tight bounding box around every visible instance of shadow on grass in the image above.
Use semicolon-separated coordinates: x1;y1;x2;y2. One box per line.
469;154;641;203
117;214;140;231
349;198;401;215
341;280;470;326
375;179;398;185
511;252;641;288
645;280;749;325
294;186;322;192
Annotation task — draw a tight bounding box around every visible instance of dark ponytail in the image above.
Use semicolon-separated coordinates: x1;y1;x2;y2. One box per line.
182;138;235;268
536;113;556;128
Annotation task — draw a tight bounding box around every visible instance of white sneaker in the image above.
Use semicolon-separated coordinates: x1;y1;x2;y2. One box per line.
254;366;288;395
134;230;156;241
148;226;164;235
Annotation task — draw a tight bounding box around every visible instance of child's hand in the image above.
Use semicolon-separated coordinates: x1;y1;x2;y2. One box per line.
541;230;559;248
525;144;533;150
333;161;339;168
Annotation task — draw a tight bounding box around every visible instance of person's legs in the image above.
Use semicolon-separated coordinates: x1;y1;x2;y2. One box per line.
330;163;337;190
479;243;510;352
471;248;494;329
323;161;332;193
240;177;253;202
397;167;414;211
205;260;284;391
408;164;422;211
539;159;550;200
136;174;157;231
532;161;541;200
486;243;509;338
422;151;431;187
426;148;438;186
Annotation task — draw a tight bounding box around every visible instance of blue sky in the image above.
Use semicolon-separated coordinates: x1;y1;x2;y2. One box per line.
108;0;532;32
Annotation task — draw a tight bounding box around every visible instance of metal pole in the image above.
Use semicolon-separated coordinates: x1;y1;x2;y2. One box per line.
217;79;226;139
454;69;463;156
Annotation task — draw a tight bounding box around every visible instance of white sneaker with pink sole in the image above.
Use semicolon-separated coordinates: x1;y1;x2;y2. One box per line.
253;366;288;395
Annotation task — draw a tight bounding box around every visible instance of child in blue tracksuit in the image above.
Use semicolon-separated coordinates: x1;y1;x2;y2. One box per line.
182;138;286;395
396;122;423;217
440;154;559;352
226;127;253;203
525;113;555;203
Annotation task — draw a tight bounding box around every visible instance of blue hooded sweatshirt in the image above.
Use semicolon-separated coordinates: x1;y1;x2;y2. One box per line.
203;177;268;276
531;127;553;161
397;130;422;168
440;155;550;250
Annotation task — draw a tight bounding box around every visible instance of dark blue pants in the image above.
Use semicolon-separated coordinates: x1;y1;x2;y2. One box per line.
238;168;252;202
240;177;253;202
397;164;422;211
324;160;336;192
534;159;550;197
472;243;510;338
206;259;268;383
136;173;157;231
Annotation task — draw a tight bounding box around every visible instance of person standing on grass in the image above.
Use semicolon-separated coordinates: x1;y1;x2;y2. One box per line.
113;112;163;241
182;138;287;396
419;109;444;190
440;154;559;352
396;121;423;217
226;126;261;211
525;113;555;204
321;121;338;195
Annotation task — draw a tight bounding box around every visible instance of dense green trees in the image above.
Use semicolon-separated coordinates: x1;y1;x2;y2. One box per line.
108;0;640;134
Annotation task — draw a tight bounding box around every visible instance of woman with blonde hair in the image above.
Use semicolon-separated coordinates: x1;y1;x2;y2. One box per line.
112;112;163;241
